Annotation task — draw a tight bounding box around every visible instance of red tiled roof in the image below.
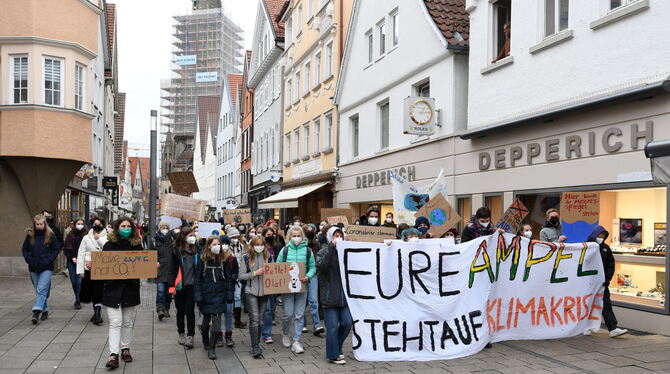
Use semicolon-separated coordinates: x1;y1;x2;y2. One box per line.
105;3;116;61
423;0;469;47
228;74;243;107
128;156;150;192
264;0;287;38
196;96;220;163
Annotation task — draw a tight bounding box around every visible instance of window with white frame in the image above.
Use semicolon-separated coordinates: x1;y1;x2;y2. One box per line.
415;80;430;98
303;123;310;156
293;128;300;160
366;30;373;63
304;61;310;94
314;51;321;84
379;100;390;150
260;137;265;171
44;57;64;106
492;0;511;62
313;118;320;154
391;10;399;46
610;0;639;10
286;17;293;44
75;63;85;110
287;78;292;106
12;55;28;104
351;115;359;158
271;69;276;98
297;4;303;33
545;0;569;37
294;70;300;102
270;128;275;166
378;21;386;55
285;132;291;164
275;124;280;165
325;41;333;77
325;112;333;150
265;133;270;170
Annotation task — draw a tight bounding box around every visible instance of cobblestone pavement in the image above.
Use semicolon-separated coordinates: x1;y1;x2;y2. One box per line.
1;274;669;374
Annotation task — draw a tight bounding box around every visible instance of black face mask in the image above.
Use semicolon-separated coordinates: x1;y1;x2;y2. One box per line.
549;216;559;225
305;231;315;240
93;225;104;233
265;236;275;244
46;217;54;223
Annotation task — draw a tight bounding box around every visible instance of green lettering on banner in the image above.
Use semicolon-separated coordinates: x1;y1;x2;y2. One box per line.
577;243;598;277
469;240;494;288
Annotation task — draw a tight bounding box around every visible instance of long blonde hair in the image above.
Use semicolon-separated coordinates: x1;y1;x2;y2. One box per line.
29;214;55;246
247;236;269;266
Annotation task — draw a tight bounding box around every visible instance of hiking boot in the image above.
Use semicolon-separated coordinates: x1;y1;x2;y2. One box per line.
225;331;234;347
207;347;217;360
105;354;119;369
92;306;103;325
157;308;165;321
120;348;133;362
31;310;41;325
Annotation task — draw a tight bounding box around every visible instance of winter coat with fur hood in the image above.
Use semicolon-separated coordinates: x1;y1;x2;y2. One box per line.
76;228;109;274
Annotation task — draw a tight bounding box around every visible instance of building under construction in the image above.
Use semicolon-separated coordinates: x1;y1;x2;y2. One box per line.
160;1;244;175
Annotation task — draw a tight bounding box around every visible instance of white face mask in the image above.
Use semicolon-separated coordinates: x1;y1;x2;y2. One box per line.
249;232;256;238
386;217;393;223
173;229;180;234
160;229;169;235
211;245;221;255
596;237;604;244
408;237;420;243
230;238;239;245
222;244;230;251
319;225;325;231
522;231;532;238
479;220;490;227
238;226;245;231
333;237;343;243
368;217;379;225
254;245;265;253
294;221;301;226
76;224;84;230
291;236;302;245
186;236;197;245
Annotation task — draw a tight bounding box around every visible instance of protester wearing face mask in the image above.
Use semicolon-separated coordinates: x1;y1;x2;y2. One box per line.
64;218;86;309
540;209;567;243
414;216;433;238
584;226;628;338
292;216;302;227
316;227;352;365
443;228;459;241
383;212;397;228
224;228;248;329
519;224;533;239
276;225;317;354
261;227;282;344
365;207;381;226
317;221;329;246
42;210;63;249
248;228;257;241
401;228;422;243
155;220;177;321
461;207;497;243
302;224;325;336
173;227;200;349
77;218;108;326
213;235;238;347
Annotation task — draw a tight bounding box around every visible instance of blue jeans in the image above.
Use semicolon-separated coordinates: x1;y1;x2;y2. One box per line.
156;282;172;311
234;282;242;308
262;295;276;339
282;292;307;342
30;270;52;312
302;275;321;329
66;261;81;302
324;307;353;360
223;302;233;331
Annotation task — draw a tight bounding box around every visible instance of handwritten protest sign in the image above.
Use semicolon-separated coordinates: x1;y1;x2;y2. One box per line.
390;169;449;225
223;208;251;224
198;222;223;237
262;262;305;295
327;215;349;226
345;225;396;243
496;199;529;233
167;171;199;195
321;208;353;222
337;233;604;361
414;193;460;238
161;193;207;222
91;250;157;280
560;192;600;242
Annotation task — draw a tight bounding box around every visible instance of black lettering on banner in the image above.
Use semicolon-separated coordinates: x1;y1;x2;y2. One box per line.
383;321;401;352
344;248;375;299
438;251;460;297
455;315;472;345
363;319;381;351
409;251;431;295
376;248;403;299
441;321;458;348
351;320;361;350
468;311;483;342
402;321;424;352
424;321;439;351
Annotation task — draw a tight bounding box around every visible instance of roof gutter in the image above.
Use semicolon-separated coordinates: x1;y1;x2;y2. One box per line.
459;79;670;140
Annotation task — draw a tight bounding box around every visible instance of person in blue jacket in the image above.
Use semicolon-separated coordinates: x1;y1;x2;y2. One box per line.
22;214;61;324
276;225;316;354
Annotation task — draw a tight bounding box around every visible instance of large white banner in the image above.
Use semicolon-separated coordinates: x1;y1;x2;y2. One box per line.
337;233;605;361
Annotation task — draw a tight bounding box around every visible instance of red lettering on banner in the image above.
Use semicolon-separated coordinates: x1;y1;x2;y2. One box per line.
580;294;592;321
514;297;536;328
589;293;603;320
564;297;577;323
535;296;550;327
550;296;563;326
486;299;497;333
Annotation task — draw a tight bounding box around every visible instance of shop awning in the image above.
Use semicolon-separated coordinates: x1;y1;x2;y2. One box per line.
257;182;330;209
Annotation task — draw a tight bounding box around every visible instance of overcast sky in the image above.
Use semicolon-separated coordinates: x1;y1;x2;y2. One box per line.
114;0;258;155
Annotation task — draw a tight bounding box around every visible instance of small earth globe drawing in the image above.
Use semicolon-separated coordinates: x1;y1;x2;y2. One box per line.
430;208;447;226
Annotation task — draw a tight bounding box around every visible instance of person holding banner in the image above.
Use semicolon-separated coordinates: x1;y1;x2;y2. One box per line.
316;226;352;365
461;207;497;243
63;218;86;309
238;236;272;358
401;228;421;243
155;220;177;321
276;225;316;354
101;217;143;369
383;212;397;228
77;218;108;326
519;224;533;239
173;227;200;349
364;207;381;226
415;216;433;238
540;208;567;243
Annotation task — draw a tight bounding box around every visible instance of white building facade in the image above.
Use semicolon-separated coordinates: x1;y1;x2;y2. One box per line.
215;76;241;213
192;96;220;213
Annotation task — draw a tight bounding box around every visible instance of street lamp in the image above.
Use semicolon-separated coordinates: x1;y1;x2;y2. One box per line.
149;110;158;250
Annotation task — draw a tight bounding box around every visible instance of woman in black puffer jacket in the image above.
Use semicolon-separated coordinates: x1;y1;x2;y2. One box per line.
155;220;177;320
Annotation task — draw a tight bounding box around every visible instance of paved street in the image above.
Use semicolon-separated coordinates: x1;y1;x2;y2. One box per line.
0;274;669;374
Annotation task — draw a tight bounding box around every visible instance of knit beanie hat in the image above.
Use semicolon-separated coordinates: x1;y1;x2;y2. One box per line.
415;216;430;228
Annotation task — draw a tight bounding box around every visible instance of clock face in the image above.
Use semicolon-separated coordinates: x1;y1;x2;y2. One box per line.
410;100;433;125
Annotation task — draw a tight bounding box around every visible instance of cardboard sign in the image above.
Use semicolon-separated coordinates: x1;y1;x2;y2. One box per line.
496;199;529;233
161;193;207;222
198;222;223;237
91;250;157;280
345;225;397;243
414;193;460;238
327;215;349;226
223;208;252;224
321;208;353;222
160;215;183;230
262;261;306;295
560;192;600;242
168;171;199;195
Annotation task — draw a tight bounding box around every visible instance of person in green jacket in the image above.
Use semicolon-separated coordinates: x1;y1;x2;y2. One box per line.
276;225;316;354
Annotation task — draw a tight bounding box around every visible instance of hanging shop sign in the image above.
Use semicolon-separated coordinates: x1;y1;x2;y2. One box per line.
175;55;197;66
403;96;436;136
111;186;119;206
102;176;118;190
356;165;416;189
196;71;218;83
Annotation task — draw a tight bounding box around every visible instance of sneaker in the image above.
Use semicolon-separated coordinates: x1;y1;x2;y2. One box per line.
157;309;165;321
264;337;274;344
74;301;81;310
216;335;225;347
40;311;49;321
177;333;186;345
272;320;276;326
329;358;346;365
609;328;629;338
313;326;325;337
337;353;345;361
225;331;234;347
120;348;133;362
583;330;592;336
282;335;291;348
302;327;308;333
31;310;41;325
184;335;194;349
105;354;119;369
291;340;304;354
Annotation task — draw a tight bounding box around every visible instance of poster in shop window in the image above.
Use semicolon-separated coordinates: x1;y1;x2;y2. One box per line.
560;192;600;242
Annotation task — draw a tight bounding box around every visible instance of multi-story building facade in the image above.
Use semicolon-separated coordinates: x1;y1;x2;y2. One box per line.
333;0;469;222
248;0;287;223
215;75;243;214
0;0;102;274
192;96;220;213
240;51;254;210
258;0;353;223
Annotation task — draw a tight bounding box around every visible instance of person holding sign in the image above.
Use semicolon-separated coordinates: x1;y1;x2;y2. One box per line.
77;218;108;326
101;217;143;369
540;208;567;243
276;225;316;354
194;236;234;360
316;226;352;365
364;207;381;226
461;207;498;243
173;227;200;349
238;236;272;358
